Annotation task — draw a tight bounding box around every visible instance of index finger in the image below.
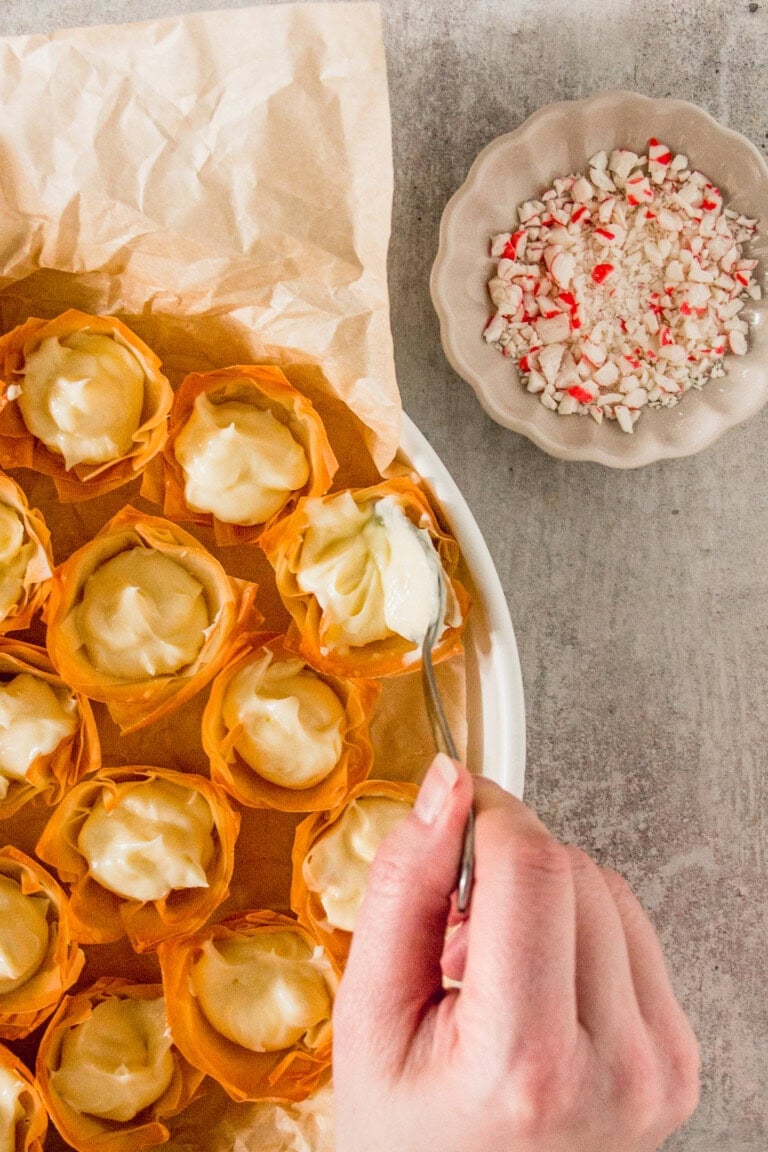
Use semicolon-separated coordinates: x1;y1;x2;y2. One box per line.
457;781;578;1060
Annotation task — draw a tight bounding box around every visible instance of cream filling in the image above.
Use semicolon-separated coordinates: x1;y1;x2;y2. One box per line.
174;394;309;525
0;1067;25;1152
295;493;443;649
302;796;412;932
0;874;50;995
50;996;174;1123
221;655;345;789
18;331;147;470
0;674;78;796
0;504;35;622
77;779;215;903
192;930;332;1052
75;547;209;681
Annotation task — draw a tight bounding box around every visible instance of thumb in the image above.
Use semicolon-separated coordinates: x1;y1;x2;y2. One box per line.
334;755;473;1073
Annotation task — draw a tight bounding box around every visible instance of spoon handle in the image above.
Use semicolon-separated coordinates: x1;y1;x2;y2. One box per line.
421;639;475;914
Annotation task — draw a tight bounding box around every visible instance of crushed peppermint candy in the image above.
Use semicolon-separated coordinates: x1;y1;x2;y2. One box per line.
484;139;760;432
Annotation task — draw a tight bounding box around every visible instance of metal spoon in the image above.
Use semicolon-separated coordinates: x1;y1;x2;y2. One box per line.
420;541;475;914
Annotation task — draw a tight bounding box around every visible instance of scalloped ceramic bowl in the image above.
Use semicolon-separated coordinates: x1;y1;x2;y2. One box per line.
430;90;768;467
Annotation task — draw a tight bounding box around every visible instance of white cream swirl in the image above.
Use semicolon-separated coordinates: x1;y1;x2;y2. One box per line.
0;674;78;796
77;779;215;903
18;330;148;470
295;493;443;649
0;504;35;622
0;873;50;995
222;655;345;789
75;547;209;681
174;393;309;525
302;796;412;931
192;929;332;1052
50;996;174;1122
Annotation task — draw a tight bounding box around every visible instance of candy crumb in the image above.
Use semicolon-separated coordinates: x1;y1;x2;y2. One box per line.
484;137;760;432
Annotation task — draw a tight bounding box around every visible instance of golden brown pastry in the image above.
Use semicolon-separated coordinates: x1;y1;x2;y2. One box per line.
0;310;172;502
44;505;260;732
36;978;204;1152
0;640;99;818
203;634;378;811
0;847;84;1040
141;364;337;545
0;1043;47;1152
158;910;337;1102
0;472;52;637
35;766;240;953
260;476;470;678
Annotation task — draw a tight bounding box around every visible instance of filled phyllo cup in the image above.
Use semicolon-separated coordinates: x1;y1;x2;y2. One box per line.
0;847;84;1040
0;1042;48;1152
203;634;378;812
141;364;338;545
291;780;417;965
260;476;470;678
158;910;337;1103
44;506;260;732
0;310;173;502
36;978;204;1152
0;640;99;819
0;471;53;636
35;766;239;953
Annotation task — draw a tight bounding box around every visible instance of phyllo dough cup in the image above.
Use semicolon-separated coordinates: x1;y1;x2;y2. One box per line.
0;471;53;636
36;978;205;1152
291;779;418;966
0;639;100;819
203;633;378;812
0;846;85;1040
0;1041;48;1152
34;766;240;953
44;506;261;733
0;310;173;503
158;910;338;1104
141;364;338;545
260;476;470;678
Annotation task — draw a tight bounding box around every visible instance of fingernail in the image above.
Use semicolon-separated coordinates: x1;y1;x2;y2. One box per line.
414;753;459;825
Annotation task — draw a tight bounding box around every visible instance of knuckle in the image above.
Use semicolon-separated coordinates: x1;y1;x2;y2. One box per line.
505;831;573;883
507;1052;577;1137
664;1018;701;1124
603;867;634;902
613;1034;665;1135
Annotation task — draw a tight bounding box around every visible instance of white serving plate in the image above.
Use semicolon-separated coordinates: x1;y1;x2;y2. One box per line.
399;414;526;797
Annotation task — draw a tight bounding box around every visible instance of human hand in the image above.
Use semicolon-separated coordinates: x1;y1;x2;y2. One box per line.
333;755;699;1152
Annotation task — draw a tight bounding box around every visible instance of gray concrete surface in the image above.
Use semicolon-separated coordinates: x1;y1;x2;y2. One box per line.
2;1;766;1148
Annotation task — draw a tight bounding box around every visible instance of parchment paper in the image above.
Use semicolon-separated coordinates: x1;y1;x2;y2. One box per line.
0;2;400;470
0;6;466;1150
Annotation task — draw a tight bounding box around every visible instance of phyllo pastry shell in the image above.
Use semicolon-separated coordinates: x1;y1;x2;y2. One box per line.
260;477;470;678
158;910;337;1103
36;978;204;1152
0;847;84;1040
44;506;260;733
0;640;99;819
291;780;417;964
0;472;53;636
141;364;338;545
0;1042;48;1152
0;310;173;503
203;634;378;812
35;766;240;953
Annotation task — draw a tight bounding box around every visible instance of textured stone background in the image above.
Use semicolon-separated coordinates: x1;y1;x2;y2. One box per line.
2;1;766;1148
